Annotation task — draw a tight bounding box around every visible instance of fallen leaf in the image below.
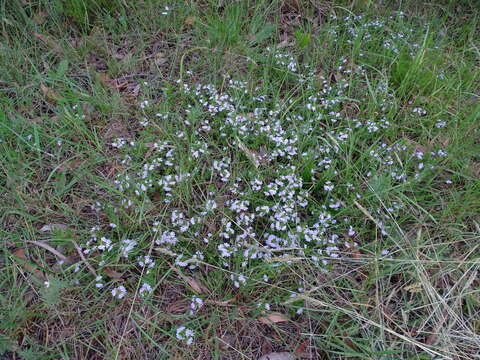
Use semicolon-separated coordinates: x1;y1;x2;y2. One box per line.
104;267;123;279
103;120;130;139
236;137;266;168
97;73;141;102
166;300;189;313
341;332;358;352
277;38;293;49
425;309;449;345
39;224;68;232
154;52;167;66
12;249;46;280
267;256;303;263
404;138;429;153
348;246;363;260
294;340;308;357
169;264;209;294
470;162;480;178
473;319;480;334
57;159;84;173
404;282;423;293
129;83;141;98
261;339;273;357
186;276;209;294
114;52;126;60
206;298;235;306
341;101;360;118
40;83;61;103
62;159;85;171
34;33;62;54
183;16;196;25
258;312;289;325
88;54;108;72
155;247;177;257
259;352;296;360
99;72;121;91
32;11;47;25
438;136;450;147
217;333;235;350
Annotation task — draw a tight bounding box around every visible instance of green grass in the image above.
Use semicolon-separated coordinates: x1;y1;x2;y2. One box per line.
1;0;479;359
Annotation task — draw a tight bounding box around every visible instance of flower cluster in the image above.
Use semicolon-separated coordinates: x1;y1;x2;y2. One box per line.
69;9;456;348
176;326;194;345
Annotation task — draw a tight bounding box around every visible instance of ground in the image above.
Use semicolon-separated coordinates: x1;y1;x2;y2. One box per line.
0;0;479;359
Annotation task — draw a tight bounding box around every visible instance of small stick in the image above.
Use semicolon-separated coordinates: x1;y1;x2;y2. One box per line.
72;240;97;277
353;200;383;229
27;240;70;263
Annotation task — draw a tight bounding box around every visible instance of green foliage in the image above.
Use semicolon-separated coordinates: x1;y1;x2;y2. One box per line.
390;51;439;99
0;335;13;356
0;0;479;358
294;30;311;49
56;0;124;30
205;4;243;47
249;23;276;45
41;278;68;309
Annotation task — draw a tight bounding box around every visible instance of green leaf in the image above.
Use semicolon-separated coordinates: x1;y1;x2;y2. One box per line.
0;334;12;355
294;30;311;48
252;23;276;44
56;59;69;77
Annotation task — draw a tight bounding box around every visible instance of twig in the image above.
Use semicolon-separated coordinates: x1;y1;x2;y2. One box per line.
72;240;97;277
179;47;208;84
27;240;70;263
353;200;384;229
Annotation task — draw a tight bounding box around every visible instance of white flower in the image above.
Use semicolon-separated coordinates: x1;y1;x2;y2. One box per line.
111;285;127;299
189;296;204;314
257;302;270;311
139;283;153;296
176;326;194;345
324;181;334;191
230;274;247;288
119;239;137;258
204;199;217;212
348;226;355;236
138;255;155;269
